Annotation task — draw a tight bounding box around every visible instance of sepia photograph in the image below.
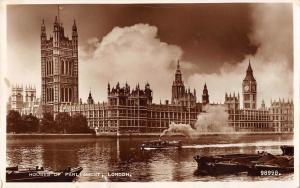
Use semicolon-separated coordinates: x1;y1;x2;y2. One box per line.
2;1;298;186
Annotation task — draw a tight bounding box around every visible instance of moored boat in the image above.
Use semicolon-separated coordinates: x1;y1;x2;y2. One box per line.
193;153;262;175
193;145;294;176
280;145;294;156
6;166;83;182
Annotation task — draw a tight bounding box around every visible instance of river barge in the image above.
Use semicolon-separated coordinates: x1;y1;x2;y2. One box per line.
194;145;294;176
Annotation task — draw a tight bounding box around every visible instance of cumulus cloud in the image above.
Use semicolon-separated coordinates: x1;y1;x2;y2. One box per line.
79;23;182;102
80;4;293;107
187;4;293;107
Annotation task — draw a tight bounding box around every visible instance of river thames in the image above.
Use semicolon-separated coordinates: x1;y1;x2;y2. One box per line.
7;134;293;182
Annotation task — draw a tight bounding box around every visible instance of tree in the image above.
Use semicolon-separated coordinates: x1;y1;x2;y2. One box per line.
22;113;39;133
7;110;22;133
70;114;94;133
55;112;72;133
40;112;55;133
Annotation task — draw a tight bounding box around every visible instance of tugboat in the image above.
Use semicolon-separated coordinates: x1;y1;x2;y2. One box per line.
6;166;83;182
141;140;182;150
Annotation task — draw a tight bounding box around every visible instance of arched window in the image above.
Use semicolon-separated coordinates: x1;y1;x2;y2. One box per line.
69;61;72;75
51;88;54;101
50;61;53;75
69;88;72;102
61;60;65;74
61;88;64;102
65;88;68;102
46;60;49;75
65;61;68;75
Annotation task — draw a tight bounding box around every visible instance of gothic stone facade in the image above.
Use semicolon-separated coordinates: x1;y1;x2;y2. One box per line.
41;17;79;113
60;63;203;134
7;85;42;117
225;62;293;133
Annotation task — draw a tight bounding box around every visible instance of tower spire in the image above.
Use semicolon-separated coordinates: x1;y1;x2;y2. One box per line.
41;19;46;38
177;60;180;70
244;59;255;81
57;5;60;24
247;59;253;72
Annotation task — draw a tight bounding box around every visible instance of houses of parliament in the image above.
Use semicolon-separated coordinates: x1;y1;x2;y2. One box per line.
7;18;294;134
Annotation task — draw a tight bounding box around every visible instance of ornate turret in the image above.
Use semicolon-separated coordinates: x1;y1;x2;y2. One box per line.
87;90;94;105
41;19;46;40
224;91;240;112
261;100;265;109
202;83;209;105
171;60;197;106
41;15;79;114
72;20;78;36
145;82;153;105
244;60;256;81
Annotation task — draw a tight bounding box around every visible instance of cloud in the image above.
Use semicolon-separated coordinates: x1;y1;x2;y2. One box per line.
79;23;182;102
187;4;293;107
80;4;293;107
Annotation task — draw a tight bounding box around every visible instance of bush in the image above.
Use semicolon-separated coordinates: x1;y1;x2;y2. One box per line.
7;110;22;133
40;112;55;133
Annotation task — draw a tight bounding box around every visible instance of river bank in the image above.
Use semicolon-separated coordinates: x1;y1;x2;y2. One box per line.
6;132;293;139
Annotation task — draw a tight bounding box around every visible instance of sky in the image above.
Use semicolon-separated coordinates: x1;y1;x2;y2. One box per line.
6;3;293;106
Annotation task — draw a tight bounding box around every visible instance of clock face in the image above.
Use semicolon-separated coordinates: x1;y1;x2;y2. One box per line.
244;85;249;92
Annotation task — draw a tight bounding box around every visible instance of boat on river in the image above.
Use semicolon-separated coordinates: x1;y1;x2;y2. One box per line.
194;145;294;176
141;140;182;150
280;145;293;156
6;166;83;182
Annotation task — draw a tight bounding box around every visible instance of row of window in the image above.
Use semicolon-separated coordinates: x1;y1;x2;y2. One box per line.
60;88;73;102
88;119;191;129
45;60;73;76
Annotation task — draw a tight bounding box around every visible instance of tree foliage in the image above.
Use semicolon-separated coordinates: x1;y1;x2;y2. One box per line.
70;114;94;133
22;114;39;133
7;111;94;134
54;112;72;133
7;110;22;133
40;112;55;133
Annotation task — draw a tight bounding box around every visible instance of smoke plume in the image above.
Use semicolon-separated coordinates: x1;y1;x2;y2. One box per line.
160;105;232;137
195;105;233;133
160;122;196;137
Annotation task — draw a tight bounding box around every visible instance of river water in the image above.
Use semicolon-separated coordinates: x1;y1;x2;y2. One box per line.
7;134;293;182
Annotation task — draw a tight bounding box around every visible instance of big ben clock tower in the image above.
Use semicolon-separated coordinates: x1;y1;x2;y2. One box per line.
242;60;257;109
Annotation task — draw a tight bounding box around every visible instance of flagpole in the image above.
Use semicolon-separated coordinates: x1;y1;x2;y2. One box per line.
57;5;60;23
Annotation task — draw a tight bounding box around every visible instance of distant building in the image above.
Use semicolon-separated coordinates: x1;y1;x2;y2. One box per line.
269;99;294;132
10;85;24;112
40;17;79;113
202;83;209;105
242;61;257;109
225;61;293;133
60;63;203;134
7;85;42;117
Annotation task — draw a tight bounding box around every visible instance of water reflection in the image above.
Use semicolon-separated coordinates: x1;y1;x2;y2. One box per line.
7;134;293;182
